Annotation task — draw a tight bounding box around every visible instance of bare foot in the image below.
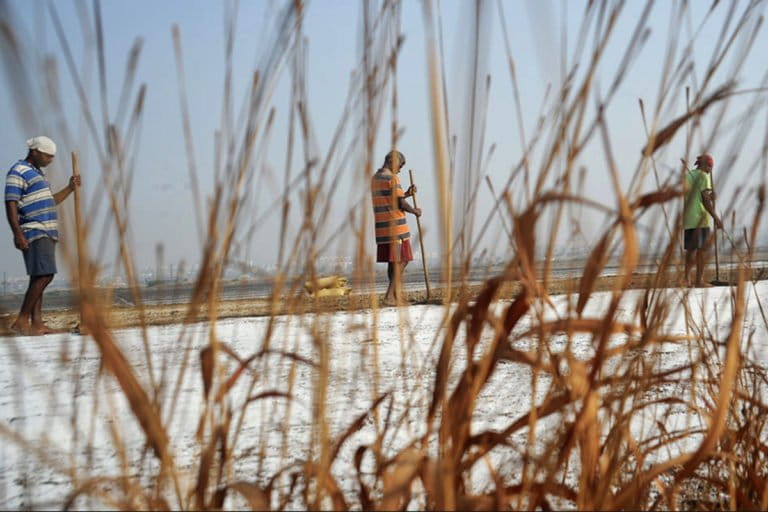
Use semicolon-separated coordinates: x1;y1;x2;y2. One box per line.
10;320;33;336
32;323;56;335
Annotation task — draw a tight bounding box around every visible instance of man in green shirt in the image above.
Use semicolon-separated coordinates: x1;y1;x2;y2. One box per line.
683;153;723;287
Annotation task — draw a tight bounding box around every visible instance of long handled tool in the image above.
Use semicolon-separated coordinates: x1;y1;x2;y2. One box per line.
71;152;87;332
408;169;431;300
710;228;728;286
710;201;729;287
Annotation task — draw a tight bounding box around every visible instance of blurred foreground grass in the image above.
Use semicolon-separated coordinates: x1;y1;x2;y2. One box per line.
2;0;768;509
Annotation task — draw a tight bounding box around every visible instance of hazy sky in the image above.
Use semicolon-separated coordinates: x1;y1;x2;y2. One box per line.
1;0;767;282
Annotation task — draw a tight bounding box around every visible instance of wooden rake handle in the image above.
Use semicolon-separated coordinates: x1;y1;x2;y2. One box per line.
71;152;86;328
71;152;85;269
409;169;431;300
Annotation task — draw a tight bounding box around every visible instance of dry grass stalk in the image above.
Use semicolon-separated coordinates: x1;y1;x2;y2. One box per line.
2;0;768;510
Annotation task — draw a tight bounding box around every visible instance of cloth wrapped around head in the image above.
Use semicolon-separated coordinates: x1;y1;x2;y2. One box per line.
695;153;713;170
26;136;57;156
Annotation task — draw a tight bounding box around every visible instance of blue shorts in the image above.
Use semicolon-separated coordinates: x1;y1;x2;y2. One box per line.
22;237;57;276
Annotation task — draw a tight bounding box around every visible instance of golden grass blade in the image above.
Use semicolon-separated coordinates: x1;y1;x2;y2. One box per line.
422;0;454;304
217;481;271;511
1;0;767;509
576;232;611;315
514;318;641;340
353;445;374;511
378;446;423;511
630;187;681;210
673;281;745;482
200;345;214;401
194;427;219;510
427;299;464;423
330;392;389;464
47;2;106;162
641;82;735;155
214;354;259;403
245;390;294;404
63;476;169;511
81;306;171;469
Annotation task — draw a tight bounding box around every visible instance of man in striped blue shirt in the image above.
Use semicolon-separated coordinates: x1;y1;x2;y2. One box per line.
5;136;80;335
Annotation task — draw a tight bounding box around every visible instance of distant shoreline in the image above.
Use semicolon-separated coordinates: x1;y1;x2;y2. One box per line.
2;265;765;336
3;249;765;309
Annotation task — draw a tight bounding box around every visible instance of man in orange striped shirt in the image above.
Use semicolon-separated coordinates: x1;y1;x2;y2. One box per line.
371;150;421;305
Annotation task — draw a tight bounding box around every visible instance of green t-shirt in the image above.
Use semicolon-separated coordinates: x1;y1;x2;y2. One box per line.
683;168;712;229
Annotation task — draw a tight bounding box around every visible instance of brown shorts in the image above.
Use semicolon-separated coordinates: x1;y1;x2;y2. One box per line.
376;239;414;263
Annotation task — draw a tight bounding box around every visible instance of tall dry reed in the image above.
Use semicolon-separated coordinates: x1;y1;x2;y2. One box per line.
1;0;768;509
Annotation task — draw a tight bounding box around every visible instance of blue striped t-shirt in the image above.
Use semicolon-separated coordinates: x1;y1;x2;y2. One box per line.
4;160;58;242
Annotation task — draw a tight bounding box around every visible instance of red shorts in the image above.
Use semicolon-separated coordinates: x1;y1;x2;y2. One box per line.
377;239;414;263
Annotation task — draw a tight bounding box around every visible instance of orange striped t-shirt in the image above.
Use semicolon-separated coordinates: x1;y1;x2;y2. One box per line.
371;171;410;245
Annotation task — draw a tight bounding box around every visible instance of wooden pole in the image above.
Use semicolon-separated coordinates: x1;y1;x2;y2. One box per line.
71;152;86;329
409;169;431;300
714;226;721;281
710;170;728;286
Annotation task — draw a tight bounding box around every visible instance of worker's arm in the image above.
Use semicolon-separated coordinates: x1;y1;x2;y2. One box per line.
398;196;421;217
53;176;80;204
701;189;723;229
5;200;29;250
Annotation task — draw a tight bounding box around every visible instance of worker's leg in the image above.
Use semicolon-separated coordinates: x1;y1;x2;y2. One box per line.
684;249;695;286
394;261;408;303
695;228;714;287
696;248;710;288
12;274;53;335
384;262;396;304
12;237;57;335
30;274;55;333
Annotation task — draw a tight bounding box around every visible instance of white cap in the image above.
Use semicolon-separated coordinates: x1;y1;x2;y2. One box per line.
26;136;57;156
